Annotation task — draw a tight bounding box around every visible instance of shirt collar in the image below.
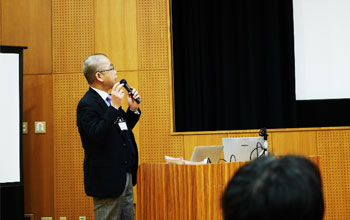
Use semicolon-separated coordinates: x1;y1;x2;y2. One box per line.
90;86;109;101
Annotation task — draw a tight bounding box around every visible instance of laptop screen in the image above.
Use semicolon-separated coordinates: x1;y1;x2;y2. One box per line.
222;137;264;162
190;145;223;164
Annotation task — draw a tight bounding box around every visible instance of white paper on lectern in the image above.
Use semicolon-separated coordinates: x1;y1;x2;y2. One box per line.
164;155;208;165
0;53;20;183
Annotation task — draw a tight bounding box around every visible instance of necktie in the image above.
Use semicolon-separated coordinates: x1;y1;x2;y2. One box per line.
106;95;111;106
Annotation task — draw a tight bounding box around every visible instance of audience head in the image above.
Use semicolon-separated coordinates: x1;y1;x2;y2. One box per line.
221;155;324;220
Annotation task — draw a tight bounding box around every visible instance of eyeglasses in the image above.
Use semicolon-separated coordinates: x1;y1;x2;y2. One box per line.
96;64;116;74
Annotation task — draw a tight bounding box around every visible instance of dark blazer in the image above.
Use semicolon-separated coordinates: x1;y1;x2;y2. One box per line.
77;88;140;198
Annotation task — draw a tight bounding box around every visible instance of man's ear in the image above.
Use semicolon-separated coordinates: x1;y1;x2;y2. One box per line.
95;72;104;82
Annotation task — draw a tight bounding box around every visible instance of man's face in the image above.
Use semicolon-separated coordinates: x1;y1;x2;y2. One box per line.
97;57;117;89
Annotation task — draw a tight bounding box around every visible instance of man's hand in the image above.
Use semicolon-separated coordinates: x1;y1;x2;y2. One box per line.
110;82;124;109
127;87;140;111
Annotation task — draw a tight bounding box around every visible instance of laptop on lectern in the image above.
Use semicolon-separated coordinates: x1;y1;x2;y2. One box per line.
222;137;264;162
190;145;224;164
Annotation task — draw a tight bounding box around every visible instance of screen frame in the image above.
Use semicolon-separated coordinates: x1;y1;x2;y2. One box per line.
0;45;26;188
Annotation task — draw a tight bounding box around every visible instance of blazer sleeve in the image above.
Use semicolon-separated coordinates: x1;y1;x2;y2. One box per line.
125;108;141;130
77;100;124;141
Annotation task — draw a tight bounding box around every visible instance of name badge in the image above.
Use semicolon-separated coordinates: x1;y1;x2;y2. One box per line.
118;121;128;130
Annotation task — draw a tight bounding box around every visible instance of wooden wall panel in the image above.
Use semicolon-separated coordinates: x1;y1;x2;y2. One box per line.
52;0;94;73
52;0;95;219
1;0;51;74
53;73;93;220
136;0;184;165
317;130;350;219
271;131;317;156
139;70;184;163
23;75;54;218
137;0;169;70
95;0;138;71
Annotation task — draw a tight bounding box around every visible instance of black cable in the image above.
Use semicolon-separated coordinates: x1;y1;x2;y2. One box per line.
249;147;258;160
207;157;212;164
230;154;237;162
249;142;265;160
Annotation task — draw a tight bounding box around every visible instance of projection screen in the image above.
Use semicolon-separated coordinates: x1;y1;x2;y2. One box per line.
294;0;350;100
0;53;20;183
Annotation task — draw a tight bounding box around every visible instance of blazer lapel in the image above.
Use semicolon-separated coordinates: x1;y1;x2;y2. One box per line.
88;88;109;111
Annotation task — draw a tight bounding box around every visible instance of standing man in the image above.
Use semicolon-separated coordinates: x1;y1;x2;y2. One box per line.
77;53;141;220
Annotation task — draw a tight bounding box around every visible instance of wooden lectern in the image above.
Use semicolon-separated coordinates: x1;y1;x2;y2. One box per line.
136;156;320;220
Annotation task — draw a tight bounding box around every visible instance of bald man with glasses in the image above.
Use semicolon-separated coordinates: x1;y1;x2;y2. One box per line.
77;53;141;220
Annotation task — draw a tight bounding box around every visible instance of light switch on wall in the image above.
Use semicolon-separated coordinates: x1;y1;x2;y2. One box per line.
23;122;28;134
34;121;46;134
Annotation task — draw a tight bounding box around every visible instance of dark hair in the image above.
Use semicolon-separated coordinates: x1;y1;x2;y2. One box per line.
221;155;324;220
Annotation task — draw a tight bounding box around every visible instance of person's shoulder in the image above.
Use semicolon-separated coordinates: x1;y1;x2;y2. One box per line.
78;89;96;106
82;88;99;99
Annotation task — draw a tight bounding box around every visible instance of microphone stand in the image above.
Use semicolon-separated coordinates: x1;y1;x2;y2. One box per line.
258;128;269;157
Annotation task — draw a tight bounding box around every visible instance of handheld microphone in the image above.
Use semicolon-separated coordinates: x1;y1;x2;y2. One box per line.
120;79;141;104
